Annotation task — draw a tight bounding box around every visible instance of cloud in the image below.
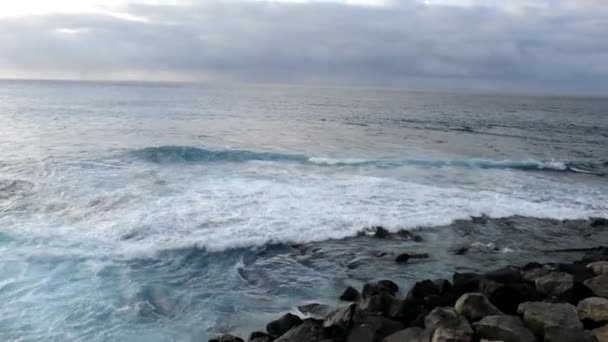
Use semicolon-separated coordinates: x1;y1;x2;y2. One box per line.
0;0;607;94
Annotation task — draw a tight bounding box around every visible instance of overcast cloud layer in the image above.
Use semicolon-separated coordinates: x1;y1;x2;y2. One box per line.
0;0;607;94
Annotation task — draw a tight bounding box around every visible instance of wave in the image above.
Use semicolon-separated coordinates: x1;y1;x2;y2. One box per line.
132;146;604;176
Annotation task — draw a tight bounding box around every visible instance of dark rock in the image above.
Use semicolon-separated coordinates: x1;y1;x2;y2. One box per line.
423;293;458;311
578;297;608;323
584;275;608;298
485;266;523;283
209;334;244;342
522;262;544;271
424;307;473;342
358;292;402;318
433;279;453;295
383;327;431;342
298;303;335;319
452;247;469;255
397;230;424;242
395;253;430;263
274;319;324;342
479;279;540;314
373;226;390;239
472;315;535;342
517;302;583;337
348;315;403;342
340;286;361;302
324;304;355;330
406;280;440;303
535;272;574;297
588;261;608;276
556;263;596;282
582;248;608;263
362;280;399;298
453;273;483;295
454;293;502;322
544;326;598;342
591;218;608;227
249;331;272;342
266;313;303;337
522;264;553;283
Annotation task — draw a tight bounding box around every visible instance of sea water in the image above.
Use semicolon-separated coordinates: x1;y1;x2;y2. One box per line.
0;80;607;341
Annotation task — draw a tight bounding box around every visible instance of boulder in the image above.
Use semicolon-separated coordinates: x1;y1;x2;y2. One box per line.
544;326;598;342
521;265;552;283
485;267;523;284
373;226;390;238
517;302;583;337
249;331;273;342
362;280;399;298
395;253;430;263
298;303;335;319
585;275;608;298
453;273;483;295
425;307;473;342
324;304;355;330
472;315;536;342
433;279;453;295
341;286;361;302
593;325;608;342
479;279;540;314
407;280;440;303
274;319;324;342
431;326;473;342
535;272;574;297
588;262;608;276
578;297;608;323
347;315;403;342
383;327;431;342
358;292;402;318
591;218;608;227
209;334;244;342
266;313;303;337
454;293;502;322
557;263;596;282
583;248;608;263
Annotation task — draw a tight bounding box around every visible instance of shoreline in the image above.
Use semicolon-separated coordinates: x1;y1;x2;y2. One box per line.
209;219;608;342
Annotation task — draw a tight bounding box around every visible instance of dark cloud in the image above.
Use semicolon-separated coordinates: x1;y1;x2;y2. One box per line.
0;1;607;94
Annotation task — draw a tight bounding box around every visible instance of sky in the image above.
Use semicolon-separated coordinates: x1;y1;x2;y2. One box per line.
0;0;606;94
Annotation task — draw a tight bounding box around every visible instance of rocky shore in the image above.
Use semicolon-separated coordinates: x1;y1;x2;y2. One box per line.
210;241;608;342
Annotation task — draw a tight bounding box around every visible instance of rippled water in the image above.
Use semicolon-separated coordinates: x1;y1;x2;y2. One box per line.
0;80;607;341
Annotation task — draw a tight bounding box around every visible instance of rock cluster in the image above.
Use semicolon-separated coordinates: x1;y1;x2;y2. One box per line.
211;247;608;342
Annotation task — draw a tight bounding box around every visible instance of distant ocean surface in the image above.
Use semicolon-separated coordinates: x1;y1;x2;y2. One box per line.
1;80;607;341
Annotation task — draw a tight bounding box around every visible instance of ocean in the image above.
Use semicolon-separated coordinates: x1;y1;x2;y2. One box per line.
0;80;607;341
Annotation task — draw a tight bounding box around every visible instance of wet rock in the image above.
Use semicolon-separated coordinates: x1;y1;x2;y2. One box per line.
407;280;440;303
591;218;608;227
249;331;272;342
324;304;355;330
452;246;469;256
383;327;431;342
584;275;608;298
479;278;540;314
299;303;335;319
453;273;483;295
373;226;390;239
209;334;244;342
472;315;535;342
578;297;608;323
544;326;598;342
588;262;608;275
425;307;473;342
397;230;424;242
433;279;453;295
348;315;403;342
362;280;399;298
517;302;583;337
535;272;574;297
274;319;324;342
395;253;430;263
556;263;596;282
358;292;402;318
454;293;502;322
593;325;608;342
485;267;523;283
266;313;303;337
340;286;361;302
522;265;553;283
